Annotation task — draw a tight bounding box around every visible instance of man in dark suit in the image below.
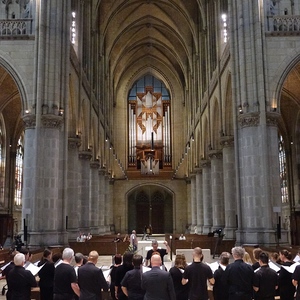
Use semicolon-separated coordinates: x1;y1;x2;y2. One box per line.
6;253;37;300
223;246;254;300
141;254;176;300
77;250;109;300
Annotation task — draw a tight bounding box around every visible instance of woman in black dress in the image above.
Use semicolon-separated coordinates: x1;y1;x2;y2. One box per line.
169;254;189;300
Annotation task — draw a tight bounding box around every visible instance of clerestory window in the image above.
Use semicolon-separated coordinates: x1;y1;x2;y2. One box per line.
278;134;289;204
14;135;24;206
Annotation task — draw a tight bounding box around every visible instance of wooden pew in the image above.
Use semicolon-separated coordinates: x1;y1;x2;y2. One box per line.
0;249;10;267
165;234;236;257
69;241;130;256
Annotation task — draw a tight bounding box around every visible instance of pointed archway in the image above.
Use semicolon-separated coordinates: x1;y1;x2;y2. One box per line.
0;63;24;244
127;185;173;234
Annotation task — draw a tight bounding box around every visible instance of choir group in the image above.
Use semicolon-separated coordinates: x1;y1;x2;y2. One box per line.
0;244;300;300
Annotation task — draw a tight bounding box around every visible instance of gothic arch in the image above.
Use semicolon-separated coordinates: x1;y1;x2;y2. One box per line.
276;58;300;245
0;57;27;113
271;52;300;109
126;183;174;234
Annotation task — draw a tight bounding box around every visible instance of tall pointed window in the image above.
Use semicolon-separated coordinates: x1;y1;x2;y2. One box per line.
0;119;5;205
128;75;171;175
14;135;24;206
278;134;289;203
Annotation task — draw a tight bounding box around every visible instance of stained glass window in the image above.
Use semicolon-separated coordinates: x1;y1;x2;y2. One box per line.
14;135;24;206
278;135;289;203
0;122;4;203
128;75;170;100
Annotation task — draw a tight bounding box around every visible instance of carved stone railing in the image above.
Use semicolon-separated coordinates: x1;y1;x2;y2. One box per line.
0;19;33;37
267;15;300;34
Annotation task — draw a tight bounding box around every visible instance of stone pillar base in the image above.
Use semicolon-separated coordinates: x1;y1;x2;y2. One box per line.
67;229;80;241
236;229;289;247
197;225;203;234
27;231;68;248
223;227;236;240
202;225;212;234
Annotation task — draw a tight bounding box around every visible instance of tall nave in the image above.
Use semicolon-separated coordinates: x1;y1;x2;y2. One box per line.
0;0;299;248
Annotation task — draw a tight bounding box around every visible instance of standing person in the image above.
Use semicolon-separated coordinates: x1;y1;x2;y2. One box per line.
1;251;19;300
292;264;300;300
181;247;214;300
110;254;122;300
74;253;85;276
53;247;80;300
77;250;108;300
142;254;176;300
130;230;138;252
243;252;253;265
6;253;37;300
169;254;189;300
213;251;230;300
252;248;263;271
38;249;55;300
114;233;122;243
115;252;133;300
278;249;295;300
223;246;254;300
0;251;18;279
121;254;145;300
145;240;170;267
253;252;278;300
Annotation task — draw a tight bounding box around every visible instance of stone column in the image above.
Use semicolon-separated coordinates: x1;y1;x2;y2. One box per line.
22;114;65;246
221;136;236;239
190;174;197;232
90;160;100;233
98;168;106;233
66;136;81;239
21;0;71;247
105;177;114;232
201;160;212;234
236;113;286;245
209;150;225;230
195;169;203;234
78;151;92;232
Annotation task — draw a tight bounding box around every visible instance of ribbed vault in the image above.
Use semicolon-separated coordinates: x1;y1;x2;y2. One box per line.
97;0;204;178
98;0;203;96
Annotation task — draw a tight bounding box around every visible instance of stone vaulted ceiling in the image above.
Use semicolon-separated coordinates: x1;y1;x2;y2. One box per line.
0;66;22;140
98;0;204;95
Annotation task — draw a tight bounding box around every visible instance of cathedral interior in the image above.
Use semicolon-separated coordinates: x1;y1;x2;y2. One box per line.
0;0;299;248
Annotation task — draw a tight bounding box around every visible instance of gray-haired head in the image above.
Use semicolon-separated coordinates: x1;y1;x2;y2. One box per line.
231;246;245;259
62;248;74;261
14;253;25;266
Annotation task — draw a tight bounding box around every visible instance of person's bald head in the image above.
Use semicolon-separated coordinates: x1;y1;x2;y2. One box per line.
88;250;99;264
150;254;162;267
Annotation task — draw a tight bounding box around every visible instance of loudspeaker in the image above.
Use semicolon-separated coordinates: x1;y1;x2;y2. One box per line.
23;218;27;242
